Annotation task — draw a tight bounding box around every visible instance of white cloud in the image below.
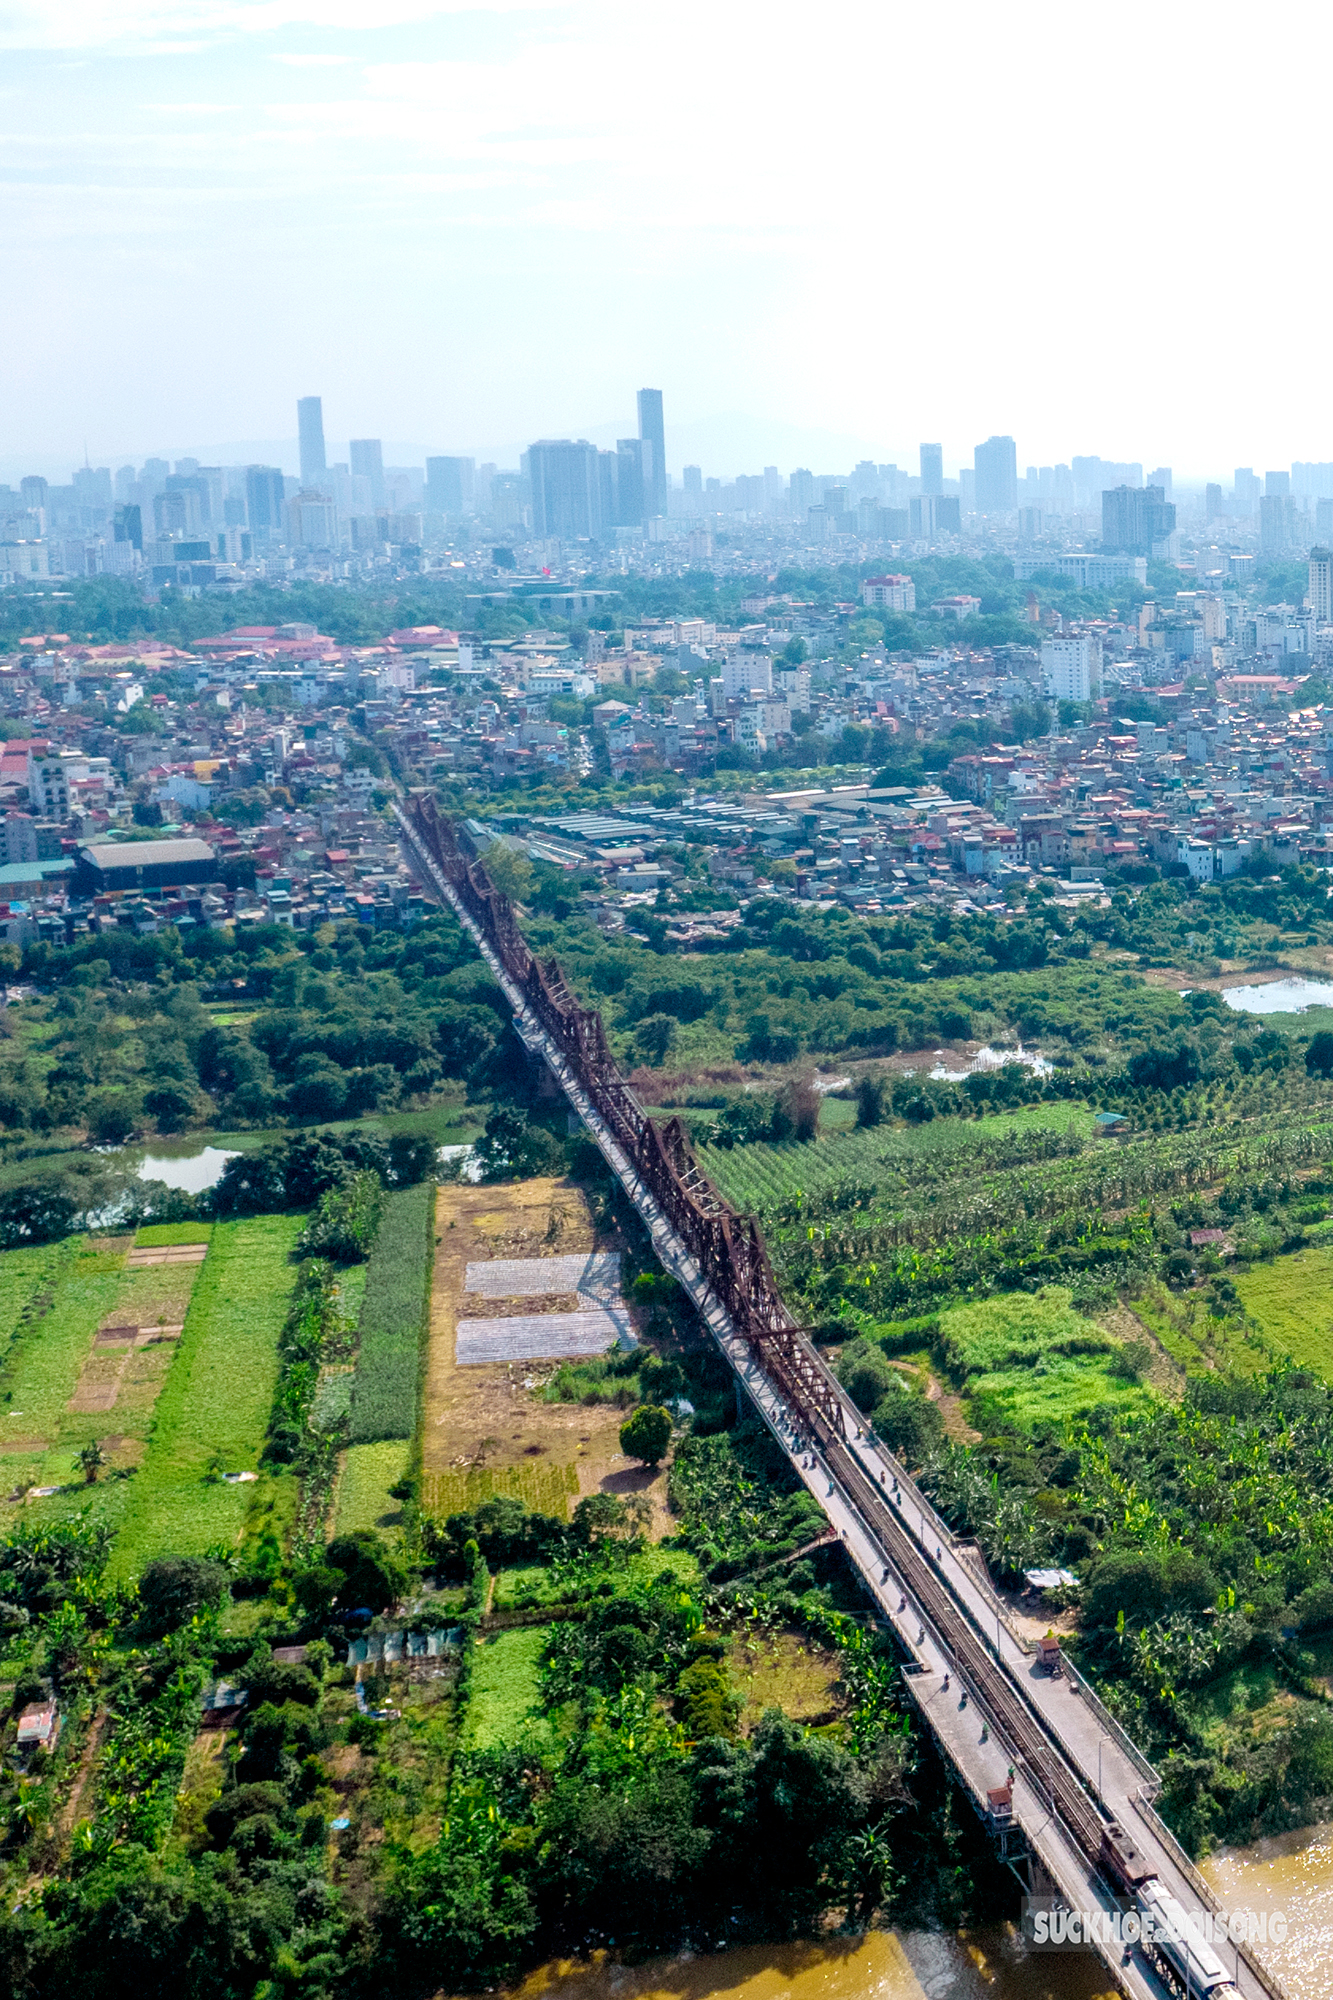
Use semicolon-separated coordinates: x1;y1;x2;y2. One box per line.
0;0;561;50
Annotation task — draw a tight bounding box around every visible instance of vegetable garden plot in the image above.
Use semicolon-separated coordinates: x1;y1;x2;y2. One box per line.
111;1214;301;1576
463;1252;622;1301
348;1181;434;1444
455;1308;625;1365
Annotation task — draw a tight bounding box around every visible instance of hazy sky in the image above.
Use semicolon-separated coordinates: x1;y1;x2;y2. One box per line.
4;0;1329;481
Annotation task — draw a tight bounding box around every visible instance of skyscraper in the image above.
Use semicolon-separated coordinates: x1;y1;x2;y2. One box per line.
1233;468;1260;516
245;465;287;543
637;388;666;517
349;438;384;506
919;443;943;497
1309;547;1333;623
426;457;474;516
974;436;1017;514
615;439;645;526
526;440;603;539
297;397;327;488
1102;484;1175;556
1260;493;1299;555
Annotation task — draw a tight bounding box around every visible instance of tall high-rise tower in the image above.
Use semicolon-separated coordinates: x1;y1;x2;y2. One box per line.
349;438;384;507
637;388;666;517
974;436;1018;514
919;443;943;497
297;397;326;488
1309;547;1333;623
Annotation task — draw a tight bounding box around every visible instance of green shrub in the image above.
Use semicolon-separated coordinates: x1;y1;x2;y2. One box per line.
297;1171;383;1264
619;1404;673;1465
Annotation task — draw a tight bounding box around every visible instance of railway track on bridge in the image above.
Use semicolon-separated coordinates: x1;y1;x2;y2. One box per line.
397;794;1286;2000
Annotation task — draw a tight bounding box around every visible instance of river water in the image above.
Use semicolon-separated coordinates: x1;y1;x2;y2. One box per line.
1203;1821;1333;1999
470;1928;1120;2000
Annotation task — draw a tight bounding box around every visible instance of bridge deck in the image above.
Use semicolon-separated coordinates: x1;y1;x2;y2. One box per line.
398;804;1285;2000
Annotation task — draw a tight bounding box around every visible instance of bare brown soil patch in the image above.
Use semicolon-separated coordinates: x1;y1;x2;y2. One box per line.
423;1177;631;1512
68;1323;184;1414
459;1291;582;1318
914;1366;982;1444
125;1242;208;1267
57;1708;110;1836
575;1439;675;1540
68;1256;202;1417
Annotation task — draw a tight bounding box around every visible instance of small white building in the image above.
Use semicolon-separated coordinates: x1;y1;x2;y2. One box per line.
861;574;916;613
1041;637;1092;703
1178;838;1215;883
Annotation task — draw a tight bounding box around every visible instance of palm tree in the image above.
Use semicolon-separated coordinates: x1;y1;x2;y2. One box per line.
74;1440;106;1485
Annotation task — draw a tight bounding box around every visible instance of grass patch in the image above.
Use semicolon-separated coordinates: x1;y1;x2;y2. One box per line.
0;1240;123;1438
0;1242;62;1372
463;1625;550;1751
348;1182;433;1444
935;1287;1151;1432
334;1440;412;1536
1234;1247;1333;1379
490;1544;699;1612
134;1222;214;1247
421;1462;580;1521
110;1215;301;1577
730;1628;842;1730
1130;1281;1271;1378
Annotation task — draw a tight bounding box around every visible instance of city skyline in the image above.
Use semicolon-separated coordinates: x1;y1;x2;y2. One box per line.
14;409;1333;498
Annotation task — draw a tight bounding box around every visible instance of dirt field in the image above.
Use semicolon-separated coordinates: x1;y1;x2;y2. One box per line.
423;1175;669;1523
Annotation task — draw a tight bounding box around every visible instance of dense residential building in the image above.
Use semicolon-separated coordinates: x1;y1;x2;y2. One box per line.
1041;635;1093;702
861;574;916;611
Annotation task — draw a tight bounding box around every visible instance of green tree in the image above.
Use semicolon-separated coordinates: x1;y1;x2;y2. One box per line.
854;1075;885;1127
620;1404;673;1466
137;1555;230;1636
74;1440;106;1486
633;1012;678;1067
1307;1030;1333;1077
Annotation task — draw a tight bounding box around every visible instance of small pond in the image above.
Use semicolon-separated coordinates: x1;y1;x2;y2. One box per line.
136;1144;240;1193
1222;978;1333;1015
929;1044;1053;1082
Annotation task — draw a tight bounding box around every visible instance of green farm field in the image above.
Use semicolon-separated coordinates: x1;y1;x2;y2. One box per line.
1234;1247;1333;1379
333;1439;412;1536
463;1624;550;1751
698;1101;1096;1209
110;1213;302;1576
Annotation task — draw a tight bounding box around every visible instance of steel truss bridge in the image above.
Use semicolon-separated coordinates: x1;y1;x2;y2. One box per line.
397;794;1286;2000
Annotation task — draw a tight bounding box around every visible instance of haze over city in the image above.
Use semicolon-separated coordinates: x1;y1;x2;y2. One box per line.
6;0;1333;476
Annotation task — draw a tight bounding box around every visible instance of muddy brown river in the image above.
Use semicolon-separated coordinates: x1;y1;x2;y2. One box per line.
473;1928;1121;2000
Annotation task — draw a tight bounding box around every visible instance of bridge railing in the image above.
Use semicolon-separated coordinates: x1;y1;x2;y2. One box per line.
1063;1658;1160;1794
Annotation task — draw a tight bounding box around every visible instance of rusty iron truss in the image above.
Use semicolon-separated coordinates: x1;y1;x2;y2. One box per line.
404;792;846;1444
